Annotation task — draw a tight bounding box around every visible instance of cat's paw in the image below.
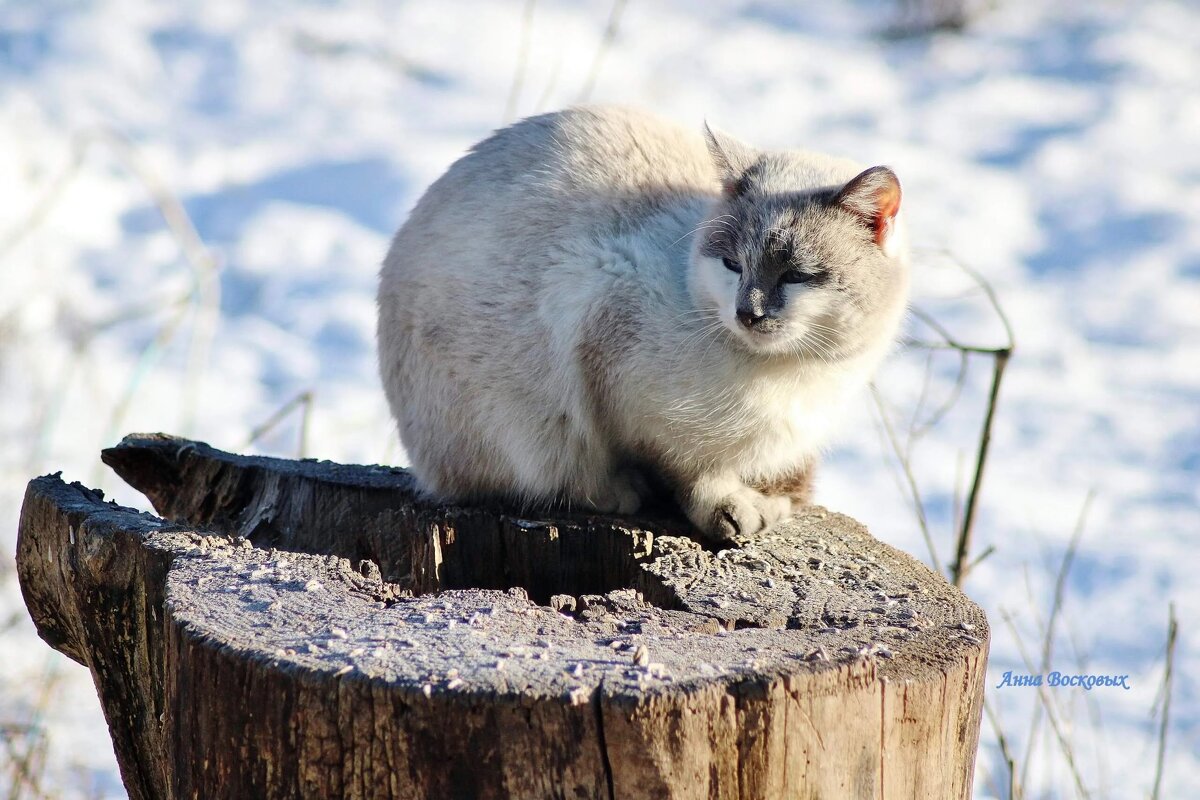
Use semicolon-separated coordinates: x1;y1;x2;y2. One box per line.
709;487;792;544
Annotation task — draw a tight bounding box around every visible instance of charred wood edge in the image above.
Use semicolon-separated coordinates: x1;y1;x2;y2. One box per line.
95;434;989;670
100;433;705;614
97;433;983;637
96;431;993;642
17;476;179;799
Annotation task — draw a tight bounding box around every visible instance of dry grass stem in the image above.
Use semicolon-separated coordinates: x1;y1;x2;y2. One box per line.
983;698;1022;799
870;384;945;575
245;390;315;458
1020;491;1093;776
504;0;538;121
1001;609;1092;800
577;0;629;102
1150;602;1177;800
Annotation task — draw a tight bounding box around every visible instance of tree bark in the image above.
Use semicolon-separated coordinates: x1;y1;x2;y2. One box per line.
17;434;988;799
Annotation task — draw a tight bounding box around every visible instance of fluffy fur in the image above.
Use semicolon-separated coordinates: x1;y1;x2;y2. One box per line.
377;106;909;542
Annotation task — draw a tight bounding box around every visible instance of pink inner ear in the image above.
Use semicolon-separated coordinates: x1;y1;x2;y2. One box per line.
873;184;901;245
836;167;902;247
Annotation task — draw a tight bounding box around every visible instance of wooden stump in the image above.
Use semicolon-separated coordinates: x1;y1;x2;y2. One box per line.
17;434;988;800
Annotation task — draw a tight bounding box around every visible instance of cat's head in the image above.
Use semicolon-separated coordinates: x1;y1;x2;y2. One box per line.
690;124;910;361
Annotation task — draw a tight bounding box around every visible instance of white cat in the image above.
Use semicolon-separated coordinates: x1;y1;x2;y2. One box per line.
377;106;909;543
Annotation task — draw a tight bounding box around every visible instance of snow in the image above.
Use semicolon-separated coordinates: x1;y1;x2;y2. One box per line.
2;1;1197;797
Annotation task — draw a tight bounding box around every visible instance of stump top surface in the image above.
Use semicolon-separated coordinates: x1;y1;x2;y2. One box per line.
166;525;939;700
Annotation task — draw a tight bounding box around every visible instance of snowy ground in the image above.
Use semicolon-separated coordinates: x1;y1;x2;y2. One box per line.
1;0;1197;797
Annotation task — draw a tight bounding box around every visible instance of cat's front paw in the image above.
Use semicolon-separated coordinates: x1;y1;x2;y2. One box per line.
708;487;792;544
680;473;796;545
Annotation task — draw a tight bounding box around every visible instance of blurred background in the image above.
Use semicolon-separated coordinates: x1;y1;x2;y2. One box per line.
1;0;1196;797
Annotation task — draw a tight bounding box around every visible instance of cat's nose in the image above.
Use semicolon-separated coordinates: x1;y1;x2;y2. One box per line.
737;309;766;329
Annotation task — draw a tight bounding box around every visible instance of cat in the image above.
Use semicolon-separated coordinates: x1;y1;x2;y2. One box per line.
377;106;909;543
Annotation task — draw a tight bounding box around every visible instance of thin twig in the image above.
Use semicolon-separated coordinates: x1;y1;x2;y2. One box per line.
27;340;84;473
915;246;1015;350
901;253;1014;586
534;47;564;112
1016;565;1045;791
951;346;1010;585
96;129;221;437
245;390;314;458
905;347;936;443
1036;496;1092;713
905;346;969;444
983;699;1021;799
577;0;628;102
1001;609;1092;799
965;544;995;571
1062;623;1109;798
292;31;442;85
907;306;1006;355
3;128;221;492
1151;602;1178;800
1021;493;1094;787
504;0;537;122
870;384;945;575
0;140;86;262
904;337;1005;355
91;294;194;487
1;660;61;800
952;449;965;542
1;722;47;800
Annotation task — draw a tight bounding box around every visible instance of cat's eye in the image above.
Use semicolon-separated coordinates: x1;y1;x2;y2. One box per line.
781;270;815;285
721;257;742;274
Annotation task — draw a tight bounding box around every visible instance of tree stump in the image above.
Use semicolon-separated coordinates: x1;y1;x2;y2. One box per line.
16;434;988;800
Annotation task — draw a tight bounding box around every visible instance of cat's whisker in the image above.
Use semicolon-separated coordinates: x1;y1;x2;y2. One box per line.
792;340;831;368
671;311;724;336
810;332;837;351
795;330;840;366
671;213;739;248
671;222;726;247
804;320;843;336
764;227;793;255
668;309;718;326
673;319;727;360
697;321;735;367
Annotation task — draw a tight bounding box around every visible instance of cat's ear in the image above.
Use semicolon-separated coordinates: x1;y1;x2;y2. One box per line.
834;166;902;249
703;123;758;197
